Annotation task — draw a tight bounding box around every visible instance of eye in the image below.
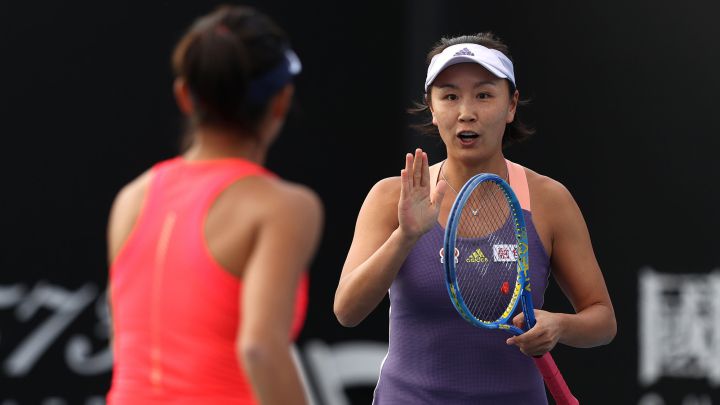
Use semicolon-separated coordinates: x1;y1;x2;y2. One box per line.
443;94;458;101
476;92;491;100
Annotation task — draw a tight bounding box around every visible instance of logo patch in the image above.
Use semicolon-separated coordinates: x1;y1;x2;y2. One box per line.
501;281;510;295
466;248;488;263
493;244;518;262
454;47;475;57
439;247;459;264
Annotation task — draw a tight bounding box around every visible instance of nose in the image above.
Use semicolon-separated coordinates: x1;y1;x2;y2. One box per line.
458;100;477;123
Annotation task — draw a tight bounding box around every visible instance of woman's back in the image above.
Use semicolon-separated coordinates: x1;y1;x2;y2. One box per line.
107;157;309;404
107;6;322;404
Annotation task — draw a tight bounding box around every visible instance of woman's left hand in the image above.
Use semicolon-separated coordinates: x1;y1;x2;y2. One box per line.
505;309;565;356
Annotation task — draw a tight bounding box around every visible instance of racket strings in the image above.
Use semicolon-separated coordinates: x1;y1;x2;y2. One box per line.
462;238;513;321
460;186;505;313
472;197;513;319
455;182;519;323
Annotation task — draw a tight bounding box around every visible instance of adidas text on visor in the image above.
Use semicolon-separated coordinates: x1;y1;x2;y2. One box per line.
424;43;516;92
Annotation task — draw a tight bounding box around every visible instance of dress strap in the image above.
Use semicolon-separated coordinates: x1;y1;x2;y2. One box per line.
506;159;531;211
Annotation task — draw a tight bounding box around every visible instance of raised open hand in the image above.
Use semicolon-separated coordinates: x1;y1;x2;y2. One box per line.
398;149;448;241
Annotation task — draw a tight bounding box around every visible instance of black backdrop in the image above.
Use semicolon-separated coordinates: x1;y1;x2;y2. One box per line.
3;1;719;404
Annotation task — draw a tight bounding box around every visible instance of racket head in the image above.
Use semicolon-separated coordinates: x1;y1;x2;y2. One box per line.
443;173;531;335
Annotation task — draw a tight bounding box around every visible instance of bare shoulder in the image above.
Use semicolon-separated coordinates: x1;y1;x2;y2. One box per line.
266;178;324;217
112;170;153;212
524;166;587;253
359;176;402;224
222;175;324;222
107;169;153;263
367;176;402;203
524;167;577;210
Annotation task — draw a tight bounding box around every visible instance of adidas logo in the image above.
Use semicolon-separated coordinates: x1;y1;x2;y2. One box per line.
454;47;475;57
466;248;488;263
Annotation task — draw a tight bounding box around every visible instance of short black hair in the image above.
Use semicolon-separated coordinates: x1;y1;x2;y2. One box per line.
172;5;291;136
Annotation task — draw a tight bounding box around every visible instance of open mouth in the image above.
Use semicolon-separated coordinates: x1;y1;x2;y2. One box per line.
457;131;479;143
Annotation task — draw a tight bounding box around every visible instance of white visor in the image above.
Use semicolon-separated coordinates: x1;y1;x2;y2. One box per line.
424;43;516;92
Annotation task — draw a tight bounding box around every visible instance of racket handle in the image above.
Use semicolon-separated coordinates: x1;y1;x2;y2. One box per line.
533;353;579;405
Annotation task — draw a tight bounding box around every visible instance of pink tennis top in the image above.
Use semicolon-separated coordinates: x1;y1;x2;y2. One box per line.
107;157;308;404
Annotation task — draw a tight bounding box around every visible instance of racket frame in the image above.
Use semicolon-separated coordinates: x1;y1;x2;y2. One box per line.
442;172;579;405
443;173;535;334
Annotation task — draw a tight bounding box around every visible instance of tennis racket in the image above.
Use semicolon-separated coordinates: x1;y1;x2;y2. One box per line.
442;173;579;405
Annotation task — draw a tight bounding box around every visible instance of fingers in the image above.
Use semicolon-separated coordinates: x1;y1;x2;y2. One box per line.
506;313;558;356
412;148;423;188
405;152;413;177
404;148;429;189
432;177;448;206
512;312;526;330
507;313;532;354
506;330;542;356
400;153;413;198
420;151;429;187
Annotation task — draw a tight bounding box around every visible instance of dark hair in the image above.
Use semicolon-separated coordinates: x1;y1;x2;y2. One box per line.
410;32;535;148
172;5;291;136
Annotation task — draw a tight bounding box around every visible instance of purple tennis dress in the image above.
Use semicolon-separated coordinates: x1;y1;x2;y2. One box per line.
373;162;551;404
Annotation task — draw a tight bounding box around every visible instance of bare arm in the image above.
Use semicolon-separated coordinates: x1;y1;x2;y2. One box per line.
334;150;447;327
107;171;151;266
547;182;616;347
106;171;151;346
239;183;323;405
508;177;616;355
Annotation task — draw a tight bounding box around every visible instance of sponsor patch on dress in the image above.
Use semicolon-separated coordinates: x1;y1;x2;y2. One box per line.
492;244;518;262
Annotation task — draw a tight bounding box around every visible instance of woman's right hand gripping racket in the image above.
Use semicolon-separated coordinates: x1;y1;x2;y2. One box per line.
442;173;579;405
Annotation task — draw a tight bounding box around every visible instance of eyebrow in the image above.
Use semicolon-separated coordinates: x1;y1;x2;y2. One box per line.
435;80;498;90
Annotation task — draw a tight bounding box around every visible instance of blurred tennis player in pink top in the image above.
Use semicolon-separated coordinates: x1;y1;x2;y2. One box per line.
106;5;322;404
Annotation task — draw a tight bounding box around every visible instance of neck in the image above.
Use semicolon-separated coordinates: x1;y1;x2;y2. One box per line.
441;155;509;193
182;125;267;164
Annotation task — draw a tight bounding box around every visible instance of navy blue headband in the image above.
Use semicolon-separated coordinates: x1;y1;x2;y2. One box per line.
246;48;302;104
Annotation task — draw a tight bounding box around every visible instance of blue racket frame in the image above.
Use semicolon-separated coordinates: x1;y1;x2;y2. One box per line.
443;173;537;336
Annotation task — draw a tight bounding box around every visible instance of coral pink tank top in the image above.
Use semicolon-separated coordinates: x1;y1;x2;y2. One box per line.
107;157;308;404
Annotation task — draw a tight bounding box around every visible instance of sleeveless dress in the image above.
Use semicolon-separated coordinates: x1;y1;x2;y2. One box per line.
373;160;551;404
107;157;308;404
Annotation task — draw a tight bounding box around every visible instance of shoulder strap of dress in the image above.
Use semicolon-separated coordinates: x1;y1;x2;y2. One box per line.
506;159;531;211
